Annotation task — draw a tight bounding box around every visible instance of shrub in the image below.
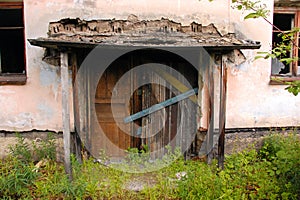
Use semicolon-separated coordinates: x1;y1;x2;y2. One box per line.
259;133;300;196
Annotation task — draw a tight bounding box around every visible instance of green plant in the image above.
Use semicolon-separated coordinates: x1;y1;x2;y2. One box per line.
33;159;75;199
9;132;57;162
175;160;222;200
118;145;184;173
8;133;32;162
32;132;57;161
231;0;270;19
125;147;149;164
220;147;284;199
0;156;38;199
259;133;300;196
284;80;300;96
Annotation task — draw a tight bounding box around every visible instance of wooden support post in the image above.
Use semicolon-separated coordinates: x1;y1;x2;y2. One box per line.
206;56;214;164
71;53;82;163
218;56;227;169
61;52;73;180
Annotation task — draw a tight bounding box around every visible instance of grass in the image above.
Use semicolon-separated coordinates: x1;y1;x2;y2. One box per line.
0;132;299;199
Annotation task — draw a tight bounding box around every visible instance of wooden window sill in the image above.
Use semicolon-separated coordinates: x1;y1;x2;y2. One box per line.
0;74;27;85
0;2;23;8
269;75;300;85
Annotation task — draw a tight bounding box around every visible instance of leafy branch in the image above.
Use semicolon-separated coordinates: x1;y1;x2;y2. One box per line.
255;28;300;64
203;0;300;95
231;0;270;19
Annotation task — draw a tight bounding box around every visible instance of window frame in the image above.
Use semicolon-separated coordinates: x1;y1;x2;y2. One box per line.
270;7;300;85
0;1;26;85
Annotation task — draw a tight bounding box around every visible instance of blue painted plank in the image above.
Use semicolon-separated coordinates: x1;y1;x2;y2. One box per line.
124;88;198;123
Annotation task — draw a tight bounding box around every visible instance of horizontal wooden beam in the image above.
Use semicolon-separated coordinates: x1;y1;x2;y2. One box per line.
124;88;198;123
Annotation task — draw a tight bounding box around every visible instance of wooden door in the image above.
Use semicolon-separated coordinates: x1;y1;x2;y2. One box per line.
94;59;132;158
92;49;198;159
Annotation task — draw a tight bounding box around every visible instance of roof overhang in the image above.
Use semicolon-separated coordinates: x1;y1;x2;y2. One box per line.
28;37;261;52
28;16;261;52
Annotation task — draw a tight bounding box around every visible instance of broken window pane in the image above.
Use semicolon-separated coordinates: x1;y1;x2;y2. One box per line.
271;13;294;75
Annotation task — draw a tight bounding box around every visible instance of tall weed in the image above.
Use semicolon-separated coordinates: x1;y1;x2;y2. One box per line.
8;133;32;162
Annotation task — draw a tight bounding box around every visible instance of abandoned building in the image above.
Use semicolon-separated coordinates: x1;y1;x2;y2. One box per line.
0;0;299;163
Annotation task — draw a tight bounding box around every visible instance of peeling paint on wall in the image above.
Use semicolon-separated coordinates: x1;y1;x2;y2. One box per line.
37;103;54;121
74;0;83;4
39;62;60;101
6;113;33;129
39;63;60;87
73;0;96;7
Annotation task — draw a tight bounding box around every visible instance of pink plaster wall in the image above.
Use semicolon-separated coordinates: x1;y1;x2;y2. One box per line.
0;0;299;132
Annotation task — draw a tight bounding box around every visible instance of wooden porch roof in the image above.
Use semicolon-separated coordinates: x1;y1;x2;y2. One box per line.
28;16;261;51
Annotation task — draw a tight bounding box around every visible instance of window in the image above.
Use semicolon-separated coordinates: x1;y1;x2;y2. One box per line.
271;3;300;83
272;13;295;75
0;0;26;85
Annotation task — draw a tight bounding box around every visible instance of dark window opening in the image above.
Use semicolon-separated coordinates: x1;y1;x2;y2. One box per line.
273;14;293;31
0;29;25;73
271;13;294;75
0;1;26;76
0;9;23;27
